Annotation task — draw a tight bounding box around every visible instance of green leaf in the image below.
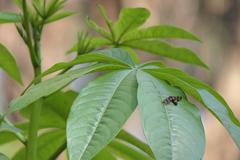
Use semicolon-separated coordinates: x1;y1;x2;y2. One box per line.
0;121;28;145
98;5;115;40
119;46;140;64
125;40;208;68
12;129;66;160
145;68;240;148
9;63;126;113
0;114;26;143
67;70;138;160
0;12;22;24
44;11;75;24
0;43;22;84
93;148;117;160
108;139;153;160
122;25;201;42
90;37;112;48
67;37;111;54
114;8;150;40
0;132;19;145
32;0;45;17
34;48;133;82
137;71;205;160
138;60;165;69
21;90;78;129
97;48;135;66
87;17;112;40
116;130;154;158
0;153;9;160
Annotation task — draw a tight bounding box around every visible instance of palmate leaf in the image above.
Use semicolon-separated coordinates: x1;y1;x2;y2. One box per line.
0;43;22;84
124;40;208;68
67;69;138;160
114;8;150;40
137;71;205;160
145;68;240;148
9;63;127;113
12;129;66;160
122;25;201;42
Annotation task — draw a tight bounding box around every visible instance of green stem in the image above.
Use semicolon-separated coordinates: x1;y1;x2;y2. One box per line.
21;1;43;160
26;66;42;160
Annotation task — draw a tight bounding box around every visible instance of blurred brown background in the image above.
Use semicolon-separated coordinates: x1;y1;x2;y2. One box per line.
0;0;239;159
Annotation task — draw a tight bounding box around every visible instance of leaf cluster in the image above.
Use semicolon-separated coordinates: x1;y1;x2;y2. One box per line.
0;3;239;160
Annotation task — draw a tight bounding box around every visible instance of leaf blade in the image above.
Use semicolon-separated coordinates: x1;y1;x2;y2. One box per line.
108;139;153;160
44;11;75;24
137;71;205;160
0;43;22;84
9;63;126;113
12;130;66;160
21;90;78;129
125;40;208;68
145;68;240;148
122;25;201;42
114;8;150;40
0;12;21;24
67;70;138;160
116;130;154;158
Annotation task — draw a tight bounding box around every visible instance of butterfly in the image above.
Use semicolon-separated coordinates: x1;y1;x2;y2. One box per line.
162;96;182;106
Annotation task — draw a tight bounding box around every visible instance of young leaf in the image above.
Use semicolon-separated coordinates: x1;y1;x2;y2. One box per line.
67;36;111;55
0;43;22;84
108;139;154;160
67;70;138;160
124;40;208;68
12;129;66;160
122;25;201;42
137;71;205;160
0;12;22;24
9;63;126;113
32;0;45;17
145;68;240;148
98;5;115;40
114;8;150;40
44;11;75;24
87;17;112;40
